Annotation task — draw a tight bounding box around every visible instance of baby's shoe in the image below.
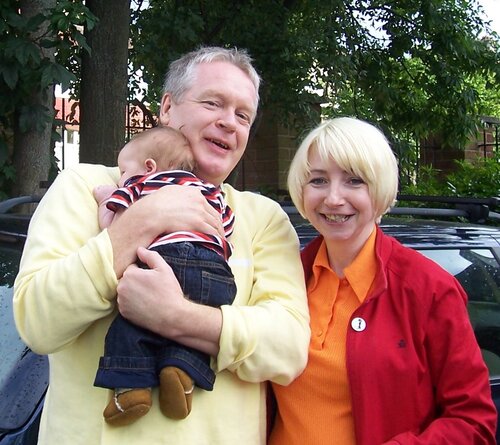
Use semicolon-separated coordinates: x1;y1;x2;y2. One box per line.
103;388;152;426
159;367;194;419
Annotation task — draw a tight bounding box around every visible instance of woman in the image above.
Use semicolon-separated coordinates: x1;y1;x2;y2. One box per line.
269;117;497;444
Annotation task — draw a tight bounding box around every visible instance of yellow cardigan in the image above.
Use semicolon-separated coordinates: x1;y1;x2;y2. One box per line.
14;163;310;445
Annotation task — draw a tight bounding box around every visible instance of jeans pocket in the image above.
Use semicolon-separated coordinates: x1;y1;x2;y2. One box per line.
200;270;237;307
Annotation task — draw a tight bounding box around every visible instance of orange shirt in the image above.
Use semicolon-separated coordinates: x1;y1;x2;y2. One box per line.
270;230;377;445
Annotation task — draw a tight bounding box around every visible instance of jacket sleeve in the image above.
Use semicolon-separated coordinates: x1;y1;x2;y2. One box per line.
387;277;497;444
215;193;311;385
13;165;119;354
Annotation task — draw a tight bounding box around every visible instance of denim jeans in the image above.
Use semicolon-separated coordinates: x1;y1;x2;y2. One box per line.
94;242;236;391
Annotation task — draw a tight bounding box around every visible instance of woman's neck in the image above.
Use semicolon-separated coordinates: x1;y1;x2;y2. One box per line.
325;226;376;278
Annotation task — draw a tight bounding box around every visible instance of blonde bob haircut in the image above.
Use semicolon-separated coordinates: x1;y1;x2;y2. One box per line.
287;117;399;222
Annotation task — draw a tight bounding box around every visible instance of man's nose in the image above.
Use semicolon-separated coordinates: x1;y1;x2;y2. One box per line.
216;110;237;132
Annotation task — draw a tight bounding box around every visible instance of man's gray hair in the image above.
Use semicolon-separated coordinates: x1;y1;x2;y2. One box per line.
162;46;261;108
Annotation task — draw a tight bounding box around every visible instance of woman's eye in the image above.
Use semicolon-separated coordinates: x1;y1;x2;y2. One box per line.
308;177;327;185
349;177;365;186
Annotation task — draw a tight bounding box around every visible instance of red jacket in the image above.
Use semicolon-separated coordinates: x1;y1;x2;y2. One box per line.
300;227;497;444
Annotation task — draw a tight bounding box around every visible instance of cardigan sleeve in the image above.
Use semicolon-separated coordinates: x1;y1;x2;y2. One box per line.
13;164;120;354
216;189;311;385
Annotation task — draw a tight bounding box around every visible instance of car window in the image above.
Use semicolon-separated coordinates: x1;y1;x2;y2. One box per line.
419;248;500;378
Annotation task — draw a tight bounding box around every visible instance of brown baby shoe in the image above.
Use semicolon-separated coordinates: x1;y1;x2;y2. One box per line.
159;367;195;420
103;388;152;426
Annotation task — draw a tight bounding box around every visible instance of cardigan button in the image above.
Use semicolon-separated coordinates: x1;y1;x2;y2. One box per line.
351;317;366;332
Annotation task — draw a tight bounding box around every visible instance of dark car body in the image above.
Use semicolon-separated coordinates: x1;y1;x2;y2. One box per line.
0;197;48;444
0;195;499;443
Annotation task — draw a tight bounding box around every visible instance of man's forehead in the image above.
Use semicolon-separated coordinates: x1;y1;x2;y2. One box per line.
190;74;258;118
193;62;257;93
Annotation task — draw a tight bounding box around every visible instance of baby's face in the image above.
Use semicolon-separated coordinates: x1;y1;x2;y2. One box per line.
117;144;148;187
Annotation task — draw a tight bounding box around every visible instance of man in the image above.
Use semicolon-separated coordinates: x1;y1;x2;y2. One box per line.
14;46;310;444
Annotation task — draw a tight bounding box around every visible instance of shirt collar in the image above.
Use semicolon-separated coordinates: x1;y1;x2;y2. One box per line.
344;228;377;303
309;228;378;303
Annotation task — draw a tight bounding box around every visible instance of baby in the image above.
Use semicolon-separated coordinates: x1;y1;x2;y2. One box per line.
93;126;236;426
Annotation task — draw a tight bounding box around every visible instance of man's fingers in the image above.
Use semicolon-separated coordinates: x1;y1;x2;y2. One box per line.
136;246;168;270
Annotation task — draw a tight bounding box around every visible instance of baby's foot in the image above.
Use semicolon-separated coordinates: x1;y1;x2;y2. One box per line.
103;387;152;426
159;367;194;419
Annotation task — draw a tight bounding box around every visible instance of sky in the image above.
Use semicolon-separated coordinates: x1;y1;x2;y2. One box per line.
478;0;500;33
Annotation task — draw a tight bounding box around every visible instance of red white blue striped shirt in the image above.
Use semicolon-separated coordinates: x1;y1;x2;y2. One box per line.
106;170;234;260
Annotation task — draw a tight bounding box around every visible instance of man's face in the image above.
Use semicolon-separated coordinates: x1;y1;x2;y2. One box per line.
159;61;257;186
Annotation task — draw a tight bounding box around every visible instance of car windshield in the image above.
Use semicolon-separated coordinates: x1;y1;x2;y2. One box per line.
419;248;500;378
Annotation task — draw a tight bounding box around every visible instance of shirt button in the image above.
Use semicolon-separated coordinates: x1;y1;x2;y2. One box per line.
317;330;323;336
351;317;366;332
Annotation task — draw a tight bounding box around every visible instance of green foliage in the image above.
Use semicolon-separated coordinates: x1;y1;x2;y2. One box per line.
400;164;447;196
130;0;500;147
0;0;96;195
129;0;326;125
400;154;500;198
446;155;500;197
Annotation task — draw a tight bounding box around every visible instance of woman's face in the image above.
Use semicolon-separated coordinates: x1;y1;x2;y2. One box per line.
303;149;377;249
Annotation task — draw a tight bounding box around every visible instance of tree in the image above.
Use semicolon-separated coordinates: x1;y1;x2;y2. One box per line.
11;0;56;199
79;0;131;166
2;1;499;198
0;0;96;198
130;0;500;149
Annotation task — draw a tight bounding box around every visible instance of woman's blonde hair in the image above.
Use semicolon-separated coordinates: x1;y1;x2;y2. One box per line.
287;117;399;221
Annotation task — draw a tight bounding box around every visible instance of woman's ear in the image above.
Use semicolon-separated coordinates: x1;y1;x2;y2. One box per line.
159;94;172;126
145;158;157;173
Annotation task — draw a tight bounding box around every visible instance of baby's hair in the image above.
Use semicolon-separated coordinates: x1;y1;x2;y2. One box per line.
130;126;195;172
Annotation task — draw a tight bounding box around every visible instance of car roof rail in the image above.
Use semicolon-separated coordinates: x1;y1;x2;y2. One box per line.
394;195;500;223
0;196;42;214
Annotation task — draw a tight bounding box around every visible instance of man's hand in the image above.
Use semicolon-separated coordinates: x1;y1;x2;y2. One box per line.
107;186;224;277
139;185;225;237
116;247;222;356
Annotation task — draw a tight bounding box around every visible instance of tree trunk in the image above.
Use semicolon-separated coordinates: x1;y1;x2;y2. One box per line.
12;0;56;198
79;0;131;166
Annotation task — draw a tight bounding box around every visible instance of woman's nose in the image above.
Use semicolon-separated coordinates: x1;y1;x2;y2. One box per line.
324;183;345;206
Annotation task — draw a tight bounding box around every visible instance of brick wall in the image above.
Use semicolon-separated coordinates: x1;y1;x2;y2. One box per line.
232;109;300;194
420;118;498;175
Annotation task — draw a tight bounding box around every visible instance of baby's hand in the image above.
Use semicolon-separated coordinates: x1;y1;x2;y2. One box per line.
93;184;118;230
93;184;116;205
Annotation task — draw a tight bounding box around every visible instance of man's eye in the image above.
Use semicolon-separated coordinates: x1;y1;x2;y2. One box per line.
203;100;218;107
237;112;251;123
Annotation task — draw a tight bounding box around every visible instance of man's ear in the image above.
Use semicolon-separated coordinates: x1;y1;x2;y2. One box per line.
145;158;157;174
159;94;172;126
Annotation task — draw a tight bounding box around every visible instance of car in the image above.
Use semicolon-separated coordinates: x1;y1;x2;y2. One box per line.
0;195;499;443
0;196;48;444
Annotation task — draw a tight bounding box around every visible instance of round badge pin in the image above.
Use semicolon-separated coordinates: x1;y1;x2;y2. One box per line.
351;317;366;332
